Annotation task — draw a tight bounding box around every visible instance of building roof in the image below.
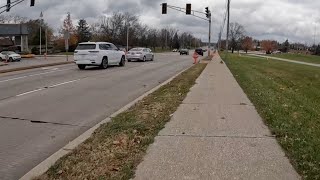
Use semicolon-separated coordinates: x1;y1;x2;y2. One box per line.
0;24;28;36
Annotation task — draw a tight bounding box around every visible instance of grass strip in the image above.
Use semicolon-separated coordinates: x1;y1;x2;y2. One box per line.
36;63;207;180
222;53;320;180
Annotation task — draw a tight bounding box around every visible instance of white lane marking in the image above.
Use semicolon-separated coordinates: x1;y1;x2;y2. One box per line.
16;79;81;97
0;68;74;83
48;79;81;88
42;67;58;70
16;88;44;97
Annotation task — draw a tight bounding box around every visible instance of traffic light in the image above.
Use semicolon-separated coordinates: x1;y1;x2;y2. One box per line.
6;0;10;12
205;7;210;18
31;0;35;6
162;3;167;14
186;4;191;15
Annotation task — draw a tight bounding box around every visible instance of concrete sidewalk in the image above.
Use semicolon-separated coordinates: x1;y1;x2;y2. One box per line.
134;54;300;180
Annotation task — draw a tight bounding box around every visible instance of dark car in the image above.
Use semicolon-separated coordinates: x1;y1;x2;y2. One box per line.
195;48;204;56
180;49;189;55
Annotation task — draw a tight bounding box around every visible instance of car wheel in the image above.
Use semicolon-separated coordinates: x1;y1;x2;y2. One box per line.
0;57;2;61
100;57;108;69
151;55;154;61
78;64;86;70
9;58;13;62
128;59;131;62
143;56;146;62
119;56;125;66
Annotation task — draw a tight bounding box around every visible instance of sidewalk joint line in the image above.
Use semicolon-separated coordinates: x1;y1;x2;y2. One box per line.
158;134;275;139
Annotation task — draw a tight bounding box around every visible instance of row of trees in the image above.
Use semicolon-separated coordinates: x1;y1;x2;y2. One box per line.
1;13;202;53
54;12;202;52
221;22;315;54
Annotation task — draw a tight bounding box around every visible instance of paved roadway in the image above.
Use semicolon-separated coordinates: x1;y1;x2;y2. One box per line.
0;52;192;180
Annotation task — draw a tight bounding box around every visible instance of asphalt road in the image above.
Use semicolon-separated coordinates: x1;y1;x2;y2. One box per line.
0;52;192;180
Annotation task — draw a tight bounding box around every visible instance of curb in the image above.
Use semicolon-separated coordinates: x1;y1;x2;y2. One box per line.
20;64;193;180
0;61;73;74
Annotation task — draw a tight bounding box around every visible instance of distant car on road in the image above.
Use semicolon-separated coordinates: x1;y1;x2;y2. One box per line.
0;51;21;62
172;49;178;52
180;49;189;55
127;48;154;62
74;42;126;70
195;48;204;56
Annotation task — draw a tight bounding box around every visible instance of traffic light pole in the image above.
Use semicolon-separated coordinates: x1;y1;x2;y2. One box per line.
208;16;211;56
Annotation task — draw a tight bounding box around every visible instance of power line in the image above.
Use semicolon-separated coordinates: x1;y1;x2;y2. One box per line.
0;0;23;9
0;0;26;15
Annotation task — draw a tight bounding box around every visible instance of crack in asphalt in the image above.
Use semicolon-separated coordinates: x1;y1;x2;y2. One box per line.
0;115;89;127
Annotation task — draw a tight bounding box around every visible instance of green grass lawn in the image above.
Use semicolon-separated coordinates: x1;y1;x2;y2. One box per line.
222;53;320;180
270;53;320;64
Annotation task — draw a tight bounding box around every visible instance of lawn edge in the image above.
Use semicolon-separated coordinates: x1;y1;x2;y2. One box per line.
20;64;194;180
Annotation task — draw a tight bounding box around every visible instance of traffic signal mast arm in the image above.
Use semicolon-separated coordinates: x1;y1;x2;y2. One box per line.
161;4;210;22
1;0;34;14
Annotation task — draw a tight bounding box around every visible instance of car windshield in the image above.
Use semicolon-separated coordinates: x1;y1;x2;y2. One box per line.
130;48;143;51
76;44;96;50
1;51;15;55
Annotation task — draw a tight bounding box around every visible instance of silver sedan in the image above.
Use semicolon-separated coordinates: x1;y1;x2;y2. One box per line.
127;48;154;62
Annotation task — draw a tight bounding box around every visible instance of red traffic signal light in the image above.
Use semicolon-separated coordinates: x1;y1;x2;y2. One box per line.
186;4;191;15
162;3;167;14
31;0;35;6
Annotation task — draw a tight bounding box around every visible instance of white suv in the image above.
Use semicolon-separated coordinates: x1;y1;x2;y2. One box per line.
74;42;126;70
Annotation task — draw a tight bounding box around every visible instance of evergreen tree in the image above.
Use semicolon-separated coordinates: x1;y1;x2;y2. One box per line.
173;32;180;49
282;39;290;53
77;19;92;43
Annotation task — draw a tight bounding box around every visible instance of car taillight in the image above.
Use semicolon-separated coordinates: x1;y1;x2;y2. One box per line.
89;51;99;53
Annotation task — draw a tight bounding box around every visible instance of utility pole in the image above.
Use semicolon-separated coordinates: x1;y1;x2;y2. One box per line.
205;7;211;56
40;11;43;55
218;31;222;50
45;28;48;55
126;23;129;52
208;16;211;56
225;0;230;59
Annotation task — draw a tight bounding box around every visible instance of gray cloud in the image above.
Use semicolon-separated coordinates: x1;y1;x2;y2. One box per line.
1;0;319;44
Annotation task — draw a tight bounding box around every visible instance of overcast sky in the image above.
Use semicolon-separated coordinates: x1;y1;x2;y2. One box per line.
1;0;320;44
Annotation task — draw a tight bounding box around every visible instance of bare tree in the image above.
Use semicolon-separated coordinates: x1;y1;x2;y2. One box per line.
242;36;253;53
0;14;27;24
229;22;245;53
261;40;278;54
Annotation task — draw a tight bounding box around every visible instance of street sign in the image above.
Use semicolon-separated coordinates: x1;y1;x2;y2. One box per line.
64;31;70;51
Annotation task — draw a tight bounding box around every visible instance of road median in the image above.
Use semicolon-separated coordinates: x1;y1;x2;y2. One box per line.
0;61;73;74
31;63;206;180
